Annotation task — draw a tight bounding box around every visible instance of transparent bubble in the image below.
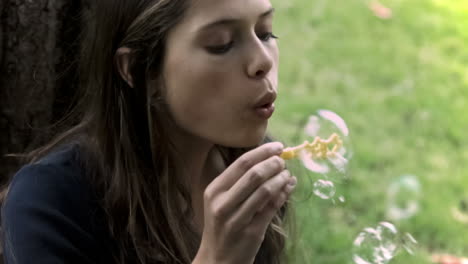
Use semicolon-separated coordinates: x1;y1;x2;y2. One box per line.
352;222;418;264
339;195;346;203
353;227;388;264
376;222;398;259
299;109;352;181
386;174;421;221
401;233;418;255
313;179;336;199
283;109;352;201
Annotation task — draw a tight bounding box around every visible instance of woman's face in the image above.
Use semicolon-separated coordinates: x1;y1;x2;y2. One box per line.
162;0;279;148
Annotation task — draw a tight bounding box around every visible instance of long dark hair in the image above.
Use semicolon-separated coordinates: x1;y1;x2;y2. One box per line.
2;0;290;263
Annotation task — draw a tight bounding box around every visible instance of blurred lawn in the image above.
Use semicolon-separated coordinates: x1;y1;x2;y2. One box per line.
269;0;468;263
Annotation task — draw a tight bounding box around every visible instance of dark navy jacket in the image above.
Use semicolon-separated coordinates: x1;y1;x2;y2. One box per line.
1;145;115;263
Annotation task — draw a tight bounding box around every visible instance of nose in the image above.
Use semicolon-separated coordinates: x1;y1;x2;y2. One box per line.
246;38;274;79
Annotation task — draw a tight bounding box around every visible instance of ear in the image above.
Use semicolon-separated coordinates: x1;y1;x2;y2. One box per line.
115;47;134;88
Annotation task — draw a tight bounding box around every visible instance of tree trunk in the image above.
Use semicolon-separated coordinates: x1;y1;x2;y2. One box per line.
0;0;84;182
0;0;86;260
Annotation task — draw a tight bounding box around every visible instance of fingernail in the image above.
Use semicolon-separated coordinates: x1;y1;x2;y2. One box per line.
272;142;284;153
285;184;295;193
285;176;297;193
288;176;297;187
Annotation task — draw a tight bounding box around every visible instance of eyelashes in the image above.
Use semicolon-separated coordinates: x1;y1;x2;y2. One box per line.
206;32;279;55
206;41;235;54
259;32;279;42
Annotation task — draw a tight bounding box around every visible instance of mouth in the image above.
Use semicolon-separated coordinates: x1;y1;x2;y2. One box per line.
253;92;277;119
254;102;275;119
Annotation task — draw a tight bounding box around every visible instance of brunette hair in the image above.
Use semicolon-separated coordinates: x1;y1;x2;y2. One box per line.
2;0;290;263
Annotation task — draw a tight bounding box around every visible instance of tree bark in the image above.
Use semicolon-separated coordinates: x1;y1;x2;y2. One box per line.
0;1;85;260
0;0;83;182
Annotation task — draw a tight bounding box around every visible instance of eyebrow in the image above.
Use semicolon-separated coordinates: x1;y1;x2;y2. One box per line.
198;7;275;32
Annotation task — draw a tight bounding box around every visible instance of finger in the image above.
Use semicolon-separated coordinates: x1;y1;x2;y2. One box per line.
257;175;296;212
261;176;295;213
282;176;297;194
228;170;292;226
249;190;290;234
209;142;283;191
224;156;285;209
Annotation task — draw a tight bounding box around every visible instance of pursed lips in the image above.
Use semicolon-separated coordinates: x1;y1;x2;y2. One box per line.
252;91;276;119
252;78;277;108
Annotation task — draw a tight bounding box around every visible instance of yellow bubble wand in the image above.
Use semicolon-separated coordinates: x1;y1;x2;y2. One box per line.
280;133;344;161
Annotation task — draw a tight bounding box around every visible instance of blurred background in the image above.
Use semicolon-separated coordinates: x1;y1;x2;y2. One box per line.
1;0;467;263
268;0;468;263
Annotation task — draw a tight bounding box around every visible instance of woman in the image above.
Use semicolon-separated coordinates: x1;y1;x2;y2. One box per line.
1;0;297;263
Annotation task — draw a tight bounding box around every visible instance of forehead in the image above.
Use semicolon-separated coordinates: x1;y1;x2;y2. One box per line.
181;0;273;31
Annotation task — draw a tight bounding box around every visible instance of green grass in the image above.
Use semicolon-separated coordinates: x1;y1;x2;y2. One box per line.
269;0;468;263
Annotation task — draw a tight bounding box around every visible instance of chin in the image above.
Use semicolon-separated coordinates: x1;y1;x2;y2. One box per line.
245;133;267;147
219;130;267;148
210;121;269;148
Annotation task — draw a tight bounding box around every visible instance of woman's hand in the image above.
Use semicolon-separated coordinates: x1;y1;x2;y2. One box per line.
193;142;297;264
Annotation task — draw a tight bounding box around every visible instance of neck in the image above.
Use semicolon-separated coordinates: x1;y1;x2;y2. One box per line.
172;134;214;185
173;127;220;172
170;129;225;232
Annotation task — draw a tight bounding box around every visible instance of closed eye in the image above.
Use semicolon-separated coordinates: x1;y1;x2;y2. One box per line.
258;32;278;42
206;41;234;54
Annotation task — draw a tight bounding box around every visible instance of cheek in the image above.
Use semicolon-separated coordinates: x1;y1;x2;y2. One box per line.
163;56;238;126
166;58;232;101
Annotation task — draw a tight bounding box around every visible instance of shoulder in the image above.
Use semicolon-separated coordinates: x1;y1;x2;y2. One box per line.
2;144;113;263
4;144;90;216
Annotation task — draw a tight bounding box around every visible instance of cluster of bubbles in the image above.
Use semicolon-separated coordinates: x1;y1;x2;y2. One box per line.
297;109;353;202
287;109;421;263
352;222;418;264
352;177;420;264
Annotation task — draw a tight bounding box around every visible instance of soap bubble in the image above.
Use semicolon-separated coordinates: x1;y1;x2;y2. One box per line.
353;227;382;264
313;179;336;199
401;233;418;255
299;109;353;182
339;195;346;203
376;222;399;259
386;174;421;221
352;222;397;264
284;109;352;201
352;222;418;264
